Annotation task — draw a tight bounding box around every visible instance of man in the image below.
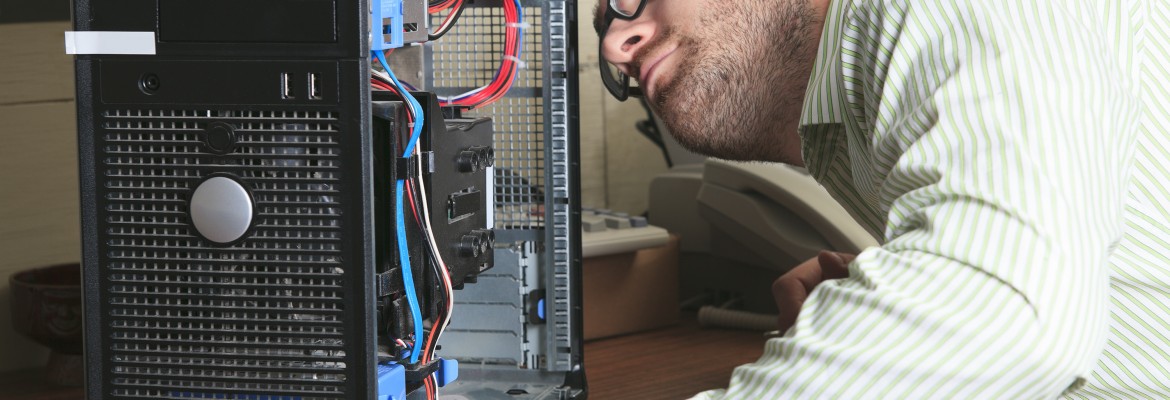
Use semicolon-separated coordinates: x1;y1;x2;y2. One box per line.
597;0;1170;398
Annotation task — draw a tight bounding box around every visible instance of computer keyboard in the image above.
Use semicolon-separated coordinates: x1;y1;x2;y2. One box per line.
581;208;670;257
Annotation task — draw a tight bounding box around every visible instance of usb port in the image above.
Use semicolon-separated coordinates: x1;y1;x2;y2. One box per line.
308;73;321;100
280;72;294;99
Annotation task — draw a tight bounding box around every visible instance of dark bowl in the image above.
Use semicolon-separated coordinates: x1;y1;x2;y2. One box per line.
10;263;83;354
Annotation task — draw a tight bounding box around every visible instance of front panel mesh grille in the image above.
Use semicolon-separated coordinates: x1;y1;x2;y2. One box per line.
100;109;350;399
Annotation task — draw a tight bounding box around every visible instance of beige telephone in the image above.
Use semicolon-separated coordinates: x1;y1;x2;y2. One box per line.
695;159;877;271
649;159;876;273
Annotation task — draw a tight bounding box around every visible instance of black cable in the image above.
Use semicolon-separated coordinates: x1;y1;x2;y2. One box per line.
428;0;468;41
372;71;394;87
408;176;450;359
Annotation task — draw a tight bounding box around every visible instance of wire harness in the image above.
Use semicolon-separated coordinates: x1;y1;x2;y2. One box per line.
436;0;524;109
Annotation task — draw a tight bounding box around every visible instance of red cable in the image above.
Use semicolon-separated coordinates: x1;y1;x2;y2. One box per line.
371;79;417;130
430;0;464;28
404;179;422;226
372;79;397;92
441;0;520;109
419;265;450;399
420;309;444;400
428;0;457;14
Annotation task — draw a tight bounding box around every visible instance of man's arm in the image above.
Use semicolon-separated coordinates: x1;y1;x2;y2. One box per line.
695;1;1139;398
772;251;854;330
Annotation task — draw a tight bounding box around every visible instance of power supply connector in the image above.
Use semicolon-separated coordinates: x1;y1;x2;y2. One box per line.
372;0;405;50
377;358;459;400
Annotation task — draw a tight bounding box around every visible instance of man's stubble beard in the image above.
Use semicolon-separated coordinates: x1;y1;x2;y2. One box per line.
648;0;820;164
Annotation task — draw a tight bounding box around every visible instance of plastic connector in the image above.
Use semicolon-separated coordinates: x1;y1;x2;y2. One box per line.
377;362;407;400
436;358;459;387
376;358;459;399
372;0;404;50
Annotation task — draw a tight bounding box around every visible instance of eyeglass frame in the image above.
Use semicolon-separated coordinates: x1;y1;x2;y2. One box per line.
598;0;647;101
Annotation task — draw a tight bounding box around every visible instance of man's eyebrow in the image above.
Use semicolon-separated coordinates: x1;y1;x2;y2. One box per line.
593;1;605;37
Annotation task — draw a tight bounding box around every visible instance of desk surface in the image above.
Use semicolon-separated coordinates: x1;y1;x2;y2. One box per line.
583;315;769;399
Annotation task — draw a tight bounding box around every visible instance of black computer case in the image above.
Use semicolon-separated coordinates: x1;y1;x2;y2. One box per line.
75;1;378;398
72;0;584;399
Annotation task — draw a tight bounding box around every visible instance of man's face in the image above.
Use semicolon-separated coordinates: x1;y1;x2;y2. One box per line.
596;0;823;164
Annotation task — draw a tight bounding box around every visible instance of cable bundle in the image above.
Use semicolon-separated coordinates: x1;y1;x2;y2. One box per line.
437;0;524;109
372;51;456;400
428;0;459;14
428;0;466;40
372;51;429;369
368;1;522;396
409;151;455;400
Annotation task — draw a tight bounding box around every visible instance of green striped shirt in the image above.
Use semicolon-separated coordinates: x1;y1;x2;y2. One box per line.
693;0;1170;398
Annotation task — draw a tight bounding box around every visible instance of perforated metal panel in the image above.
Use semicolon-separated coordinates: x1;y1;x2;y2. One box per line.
99;109;354;399
429;5;548;229
426;0;583;379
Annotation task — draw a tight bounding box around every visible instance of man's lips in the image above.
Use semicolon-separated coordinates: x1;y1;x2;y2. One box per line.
639;47;677;98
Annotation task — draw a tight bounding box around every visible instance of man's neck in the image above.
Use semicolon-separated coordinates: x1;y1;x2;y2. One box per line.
812;0;831;21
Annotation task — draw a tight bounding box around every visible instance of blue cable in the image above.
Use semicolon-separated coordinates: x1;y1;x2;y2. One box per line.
374;50;426;364
373;0;518;357
516;0;524;61
393;180;422;364
374;51;424;157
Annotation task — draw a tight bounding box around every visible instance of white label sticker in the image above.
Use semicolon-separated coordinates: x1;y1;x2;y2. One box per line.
486;166;495;229
65;31;156;55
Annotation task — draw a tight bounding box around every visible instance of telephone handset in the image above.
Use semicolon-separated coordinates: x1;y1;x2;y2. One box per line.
696;159;877;271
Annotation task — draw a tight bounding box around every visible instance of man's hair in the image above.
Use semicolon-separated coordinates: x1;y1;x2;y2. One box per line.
593;1;606;36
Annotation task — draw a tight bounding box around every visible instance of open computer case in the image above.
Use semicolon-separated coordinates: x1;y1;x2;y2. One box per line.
70;0;585;398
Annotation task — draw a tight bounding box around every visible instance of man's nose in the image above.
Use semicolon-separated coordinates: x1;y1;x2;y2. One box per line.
601;18;656;77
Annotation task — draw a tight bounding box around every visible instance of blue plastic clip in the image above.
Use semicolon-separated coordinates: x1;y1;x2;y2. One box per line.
372;0;404;50
376;362;406;400
376;358;459;399
436;358;459;387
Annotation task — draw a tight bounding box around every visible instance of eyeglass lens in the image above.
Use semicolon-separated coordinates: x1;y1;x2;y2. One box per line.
609;0;642;17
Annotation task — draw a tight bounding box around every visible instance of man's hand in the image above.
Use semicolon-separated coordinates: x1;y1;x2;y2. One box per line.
772;250;857;331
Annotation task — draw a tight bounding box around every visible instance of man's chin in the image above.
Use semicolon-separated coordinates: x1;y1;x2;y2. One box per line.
658;115;747;161
655;103;787;163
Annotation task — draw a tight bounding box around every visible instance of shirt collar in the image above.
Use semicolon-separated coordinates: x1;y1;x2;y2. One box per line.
799;0;850;128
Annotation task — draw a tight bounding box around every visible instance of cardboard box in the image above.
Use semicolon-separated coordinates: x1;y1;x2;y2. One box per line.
583;235;680;340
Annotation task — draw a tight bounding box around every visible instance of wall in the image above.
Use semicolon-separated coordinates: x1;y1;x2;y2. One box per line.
0;21;80;373
575;1;609;209
576;0;670;215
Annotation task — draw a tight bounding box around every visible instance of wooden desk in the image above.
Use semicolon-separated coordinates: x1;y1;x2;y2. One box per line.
583;316;769;399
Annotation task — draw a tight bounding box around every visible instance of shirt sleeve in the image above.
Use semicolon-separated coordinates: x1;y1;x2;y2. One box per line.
693;1;1140;398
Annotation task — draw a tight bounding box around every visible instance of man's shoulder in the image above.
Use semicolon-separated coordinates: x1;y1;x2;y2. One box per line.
839;0;1125;75
844;0;1006;36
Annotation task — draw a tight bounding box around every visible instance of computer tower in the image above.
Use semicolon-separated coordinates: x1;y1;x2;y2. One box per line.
71;0;584;398
73;1;380;397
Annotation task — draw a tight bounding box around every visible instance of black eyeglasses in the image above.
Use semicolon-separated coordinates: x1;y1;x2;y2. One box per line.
599;0;647;101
